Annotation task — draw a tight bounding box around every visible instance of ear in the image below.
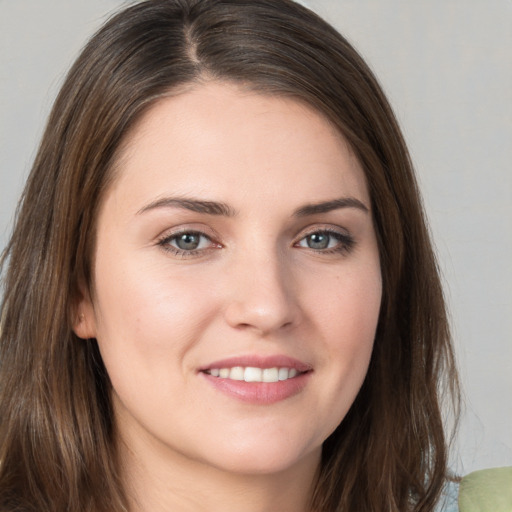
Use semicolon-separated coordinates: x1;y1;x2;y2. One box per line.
72;281;97;340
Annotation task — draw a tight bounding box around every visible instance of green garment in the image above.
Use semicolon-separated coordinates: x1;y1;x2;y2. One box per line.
458;467;512;512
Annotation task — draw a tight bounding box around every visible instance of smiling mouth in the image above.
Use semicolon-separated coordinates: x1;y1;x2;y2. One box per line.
203;366;305;383
200;358;312;404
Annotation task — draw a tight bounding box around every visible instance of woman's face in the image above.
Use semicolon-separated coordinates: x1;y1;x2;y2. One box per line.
76;83;382;477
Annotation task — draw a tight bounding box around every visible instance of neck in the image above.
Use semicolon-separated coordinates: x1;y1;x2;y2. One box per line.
119;432;320;512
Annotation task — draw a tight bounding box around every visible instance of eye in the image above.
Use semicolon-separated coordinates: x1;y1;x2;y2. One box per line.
171;232;209;251
158;230;218;256
295;229;354;254
299;232;334;250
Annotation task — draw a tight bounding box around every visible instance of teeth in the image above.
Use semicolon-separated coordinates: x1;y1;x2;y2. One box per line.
244;367;262;382
207;366;301;382
262;367;279;383
230;366;244;381
278;367;289;381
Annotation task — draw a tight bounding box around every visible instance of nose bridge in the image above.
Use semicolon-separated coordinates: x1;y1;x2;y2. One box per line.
223;243;298;334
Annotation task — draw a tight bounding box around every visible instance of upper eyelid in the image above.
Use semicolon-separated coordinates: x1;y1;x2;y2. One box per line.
156;225;218;243
295;224;351;239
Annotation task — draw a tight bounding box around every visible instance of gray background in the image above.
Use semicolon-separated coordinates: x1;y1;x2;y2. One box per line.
1;0;511;475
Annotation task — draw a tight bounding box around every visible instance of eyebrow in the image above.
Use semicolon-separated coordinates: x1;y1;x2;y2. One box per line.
137;195;369;217
293;197;369;216
137;197;236;217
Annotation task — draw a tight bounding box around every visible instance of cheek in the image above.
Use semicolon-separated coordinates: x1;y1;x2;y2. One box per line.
91;252;219;366
315;263;381;341
312;263;381;391
90;259;221;422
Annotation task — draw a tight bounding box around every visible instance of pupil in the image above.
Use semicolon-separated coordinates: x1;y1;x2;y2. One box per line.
177;233;200;250
308;233;329;249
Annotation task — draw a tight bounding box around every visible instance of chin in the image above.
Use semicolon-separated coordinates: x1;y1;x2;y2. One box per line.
198;432;322;477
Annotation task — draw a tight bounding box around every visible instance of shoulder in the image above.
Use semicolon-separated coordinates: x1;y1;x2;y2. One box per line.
458;467;512;512
435;466;512;512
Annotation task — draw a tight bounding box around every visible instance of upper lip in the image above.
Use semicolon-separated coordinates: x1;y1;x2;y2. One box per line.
199;355;313;373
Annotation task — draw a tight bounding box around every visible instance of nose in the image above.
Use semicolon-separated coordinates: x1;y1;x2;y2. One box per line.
223;251;300;336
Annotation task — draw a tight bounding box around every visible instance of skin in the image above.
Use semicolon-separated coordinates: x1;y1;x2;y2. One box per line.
75;82;382;512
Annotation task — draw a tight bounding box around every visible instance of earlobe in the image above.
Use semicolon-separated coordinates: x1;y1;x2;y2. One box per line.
72;286;97;340
73;311;96;340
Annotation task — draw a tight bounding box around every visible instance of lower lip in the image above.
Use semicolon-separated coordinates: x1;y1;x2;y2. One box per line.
200;372;311;405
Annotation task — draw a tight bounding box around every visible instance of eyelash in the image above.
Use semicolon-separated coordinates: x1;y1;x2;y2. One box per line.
294;228;355;255
157;227;355;258
157;230;219;258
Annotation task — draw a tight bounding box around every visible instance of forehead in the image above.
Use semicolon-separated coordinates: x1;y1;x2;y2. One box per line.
108;82;370;212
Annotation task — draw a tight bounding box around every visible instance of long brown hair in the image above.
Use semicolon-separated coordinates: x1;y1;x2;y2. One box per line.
0;1;459;510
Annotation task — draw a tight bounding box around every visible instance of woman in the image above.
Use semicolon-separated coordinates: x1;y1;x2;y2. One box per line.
0;1;459;511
